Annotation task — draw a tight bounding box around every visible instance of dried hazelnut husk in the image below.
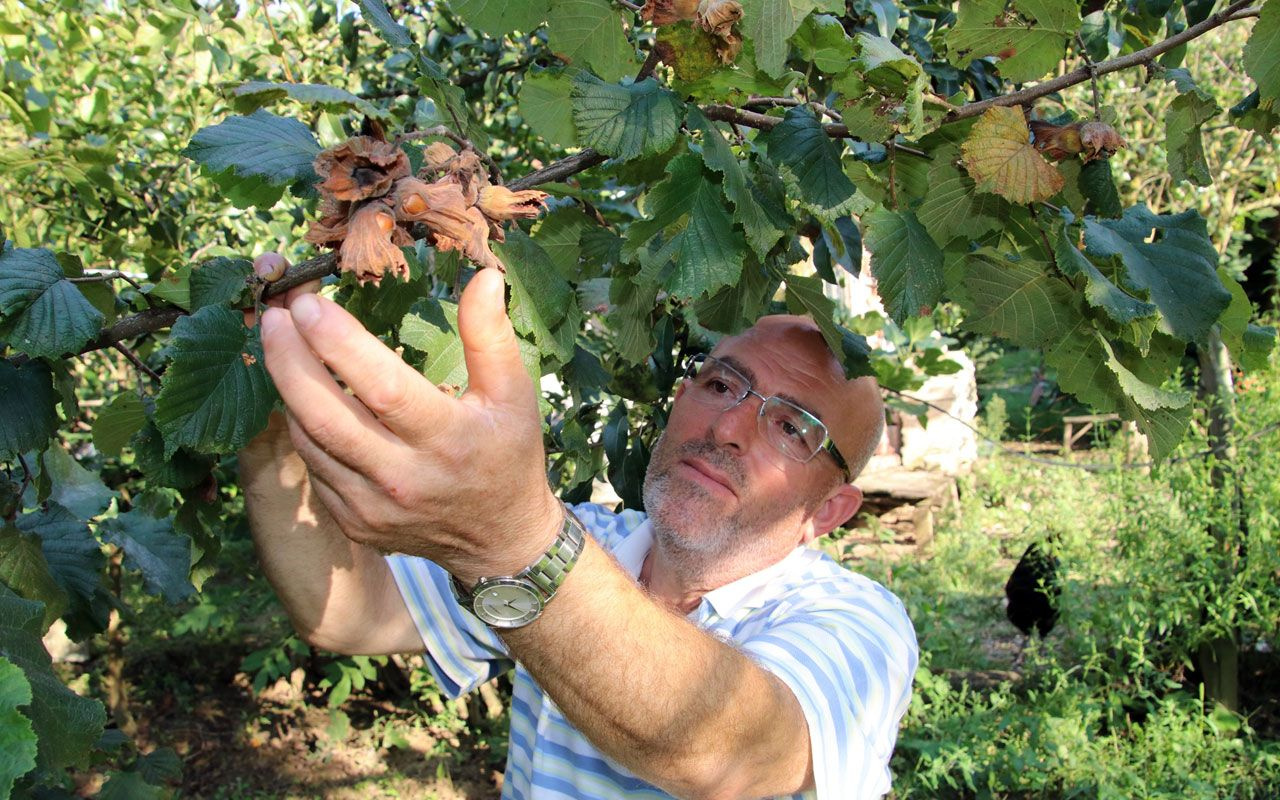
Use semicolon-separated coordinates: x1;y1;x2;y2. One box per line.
339;200;409;284
697;0;742;38
1028;120;1084;161
438;149;489;206
313;136;411;202
393;176;475;233
641;0;699;25
476;185;550;221
1078;120;1126;162
432;205;505;272
421;141;459;175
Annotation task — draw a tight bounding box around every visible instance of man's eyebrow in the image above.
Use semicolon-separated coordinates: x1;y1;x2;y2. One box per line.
714;354;824;421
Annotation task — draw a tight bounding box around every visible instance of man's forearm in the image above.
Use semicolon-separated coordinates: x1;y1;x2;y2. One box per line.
239;415;419;655
500;540;812;799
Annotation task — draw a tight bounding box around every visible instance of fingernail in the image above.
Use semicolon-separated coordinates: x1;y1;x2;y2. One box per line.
290;293;321;330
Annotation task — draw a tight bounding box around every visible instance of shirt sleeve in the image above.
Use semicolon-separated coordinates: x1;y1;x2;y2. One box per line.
385;554;512;698
738;582;918;800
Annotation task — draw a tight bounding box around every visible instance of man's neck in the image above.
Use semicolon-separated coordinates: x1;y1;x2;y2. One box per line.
639;537;788;615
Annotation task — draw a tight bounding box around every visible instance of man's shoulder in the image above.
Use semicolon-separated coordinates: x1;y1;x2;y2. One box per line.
565;501;647;549
766;549;914;631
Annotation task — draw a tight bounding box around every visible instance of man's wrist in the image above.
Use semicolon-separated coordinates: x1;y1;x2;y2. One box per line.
448;491;565;588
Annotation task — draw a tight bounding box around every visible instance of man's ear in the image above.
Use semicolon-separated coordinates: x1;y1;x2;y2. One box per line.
800;484;863;545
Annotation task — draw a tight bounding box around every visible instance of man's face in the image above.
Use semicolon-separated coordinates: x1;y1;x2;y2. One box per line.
642;320;849;576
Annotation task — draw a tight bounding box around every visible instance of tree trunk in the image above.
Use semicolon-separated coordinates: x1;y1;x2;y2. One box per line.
1195;329;1241;712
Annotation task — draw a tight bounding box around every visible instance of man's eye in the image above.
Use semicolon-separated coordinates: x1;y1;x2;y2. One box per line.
707;378;732;394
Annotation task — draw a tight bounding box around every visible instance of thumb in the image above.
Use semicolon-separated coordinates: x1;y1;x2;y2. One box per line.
458;268;533;406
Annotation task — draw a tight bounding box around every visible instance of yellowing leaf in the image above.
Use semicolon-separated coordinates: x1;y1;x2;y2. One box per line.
960;106;1064;205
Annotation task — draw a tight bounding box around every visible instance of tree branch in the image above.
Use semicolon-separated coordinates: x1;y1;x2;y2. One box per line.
946;0;1256;122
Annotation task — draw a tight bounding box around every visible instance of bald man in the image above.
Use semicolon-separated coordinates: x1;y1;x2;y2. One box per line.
240;256;917;800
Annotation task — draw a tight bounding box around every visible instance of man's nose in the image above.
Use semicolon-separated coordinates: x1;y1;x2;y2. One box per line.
709;393;759;453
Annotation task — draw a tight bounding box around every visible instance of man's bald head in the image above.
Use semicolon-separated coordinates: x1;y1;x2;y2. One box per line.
710;315;884;482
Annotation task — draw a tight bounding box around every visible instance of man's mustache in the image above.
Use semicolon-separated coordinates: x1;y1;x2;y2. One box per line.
670;438;746;491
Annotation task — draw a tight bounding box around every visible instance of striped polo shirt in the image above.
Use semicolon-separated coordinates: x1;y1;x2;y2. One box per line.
386;503;918;800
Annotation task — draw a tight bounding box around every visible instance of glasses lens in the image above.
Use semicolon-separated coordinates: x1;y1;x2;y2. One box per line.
759;398;826;462
686;358;747;409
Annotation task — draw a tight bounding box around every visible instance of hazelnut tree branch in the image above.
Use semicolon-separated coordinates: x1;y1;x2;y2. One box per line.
50;0;1261;361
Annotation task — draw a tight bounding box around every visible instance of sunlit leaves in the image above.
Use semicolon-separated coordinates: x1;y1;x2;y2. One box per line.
0;360;59;460
863;207;944;324
688;109;785;258
571;75;684;161
519;71;579;148
1244;0;1280;104
189;257;253;311
449;0;549;37
154;306;278;457
1082;206;1230;343
399;299;468;390
0;246;102;358
1165;72;1219;186
0;585;106;771
547;0;635;82
626;154;746;299
961;107;1065;205
231;81;393;121
182;111;321;208
740;0;824;77
947;0;1081;84
765;106;863;221
0;657;37;797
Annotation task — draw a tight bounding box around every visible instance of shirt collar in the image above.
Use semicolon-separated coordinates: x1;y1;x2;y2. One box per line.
609;518;819;619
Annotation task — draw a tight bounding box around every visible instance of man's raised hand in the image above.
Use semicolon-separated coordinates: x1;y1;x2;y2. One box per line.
258;266;562;585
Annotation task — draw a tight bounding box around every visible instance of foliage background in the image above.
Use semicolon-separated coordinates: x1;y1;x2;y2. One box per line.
1;0;1279;796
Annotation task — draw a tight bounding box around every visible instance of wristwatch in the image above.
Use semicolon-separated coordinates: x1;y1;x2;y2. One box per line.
450;504;587;629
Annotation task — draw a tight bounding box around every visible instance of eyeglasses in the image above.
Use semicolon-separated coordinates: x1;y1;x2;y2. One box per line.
683;355;851;480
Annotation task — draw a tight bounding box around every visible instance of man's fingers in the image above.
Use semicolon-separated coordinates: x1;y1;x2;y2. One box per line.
261;306;402;464
283;293;450;439
457;267;533;407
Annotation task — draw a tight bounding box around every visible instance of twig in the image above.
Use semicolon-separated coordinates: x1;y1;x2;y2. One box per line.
947;0;1256;122
636;45;662;82
69;270;147;294
397;125;504;185
743;95;843;124
15;453;33;501
699;104;928;156
887;140;898;210
1075;33;1102;119
509;150;609;191
616;0;643;11
112;342;162;383
257;0;295;83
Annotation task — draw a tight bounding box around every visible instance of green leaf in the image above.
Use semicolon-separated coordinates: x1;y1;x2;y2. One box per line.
92;392;146;459
1082;205;1230;343
546;0;635;82
518;70;579;148
40;445;114;521
1165;75;1219;187
783;273;844;357
792;14;854;73
147;264;192;311
533;207;593;281
496;230;577;365
1078;158;1122;218
1054;229;1157;326
97;771;165;800
740;0;822;77
607;275;659;365
399;299;468;390
154;305;279;457
958;248;1078;347
863;207;945;324
182;111;321;201
450;0;548;36
571;74;684;162
130;422;216;491
917;152;1007;244
100;510;194;603
189;257;253;311
0;521;68;628
357;0;415;49
1217;269;1277;372
0;584;106;771
765;106;863;222
947;0;1081;84
0;657;38;797
693;256;778;334
0;360;59;460
16;504;107;634
1244;0;1280;105
688;108;785;259
1100;337;1191;412
231;81;393;121
0;246;103;358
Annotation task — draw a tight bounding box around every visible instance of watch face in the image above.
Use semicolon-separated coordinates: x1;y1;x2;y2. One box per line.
473;580;544;628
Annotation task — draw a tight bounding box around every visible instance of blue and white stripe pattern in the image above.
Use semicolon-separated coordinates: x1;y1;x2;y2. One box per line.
386;503;918;800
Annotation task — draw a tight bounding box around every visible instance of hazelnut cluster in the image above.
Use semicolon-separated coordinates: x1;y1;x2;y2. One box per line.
1028;119;1127;163
306;133;548;284
642;0;744;63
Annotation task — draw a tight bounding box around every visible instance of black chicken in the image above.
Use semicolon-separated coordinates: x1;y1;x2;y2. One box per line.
1004;541;1061;638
